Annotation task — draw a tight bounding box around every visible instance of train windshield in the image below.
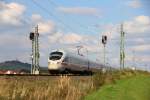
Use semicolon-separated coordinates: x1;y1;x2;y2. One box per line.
49;52;63;61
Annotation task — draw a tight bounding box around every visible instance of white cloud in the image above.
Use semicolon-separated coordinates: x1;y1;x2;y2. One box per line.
38;21;55;34
48;31;63;44
57;7;101;16
135;15;150;25
134;38;145;43
127;0;142;8
100;15;150;40
101;24;120;40
0;33;31;63
0;1;26;26
48;32;83;44
31;14;42;22
131;44;150;52
126;55;150;62
47;31;102;54
124;15;150;34
60;33;82;44
0;34;30;48
31;14;55;34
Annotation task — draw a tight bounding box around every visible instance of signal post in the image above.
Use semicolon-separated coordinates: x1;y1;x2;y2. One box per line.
29;25;40;75
102;35;107;66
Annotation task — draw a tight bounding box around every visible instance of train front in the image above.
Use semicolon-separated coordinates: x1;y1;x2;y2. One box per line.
48;50;65;74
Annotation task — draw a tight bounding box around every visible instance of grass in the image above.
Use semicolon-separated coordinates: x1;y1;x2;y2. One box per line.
85;74;150;100
0;76;94;100
0;70;149;100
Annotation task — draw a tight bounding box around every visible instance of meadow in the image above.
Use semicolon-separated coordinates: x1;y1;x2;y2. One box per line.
0;75;94;100
86;73;150;100
0;70;149;100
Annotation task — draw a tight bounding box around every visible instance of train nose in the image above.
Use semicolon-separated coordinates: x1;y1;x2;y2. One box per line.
48;62;60;70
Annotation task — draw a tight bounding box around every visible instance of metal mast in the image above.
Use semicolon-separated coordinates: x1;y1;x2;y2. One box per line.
102;35;107;66
132;50;136;70
120;24;125;69
29;25;40;74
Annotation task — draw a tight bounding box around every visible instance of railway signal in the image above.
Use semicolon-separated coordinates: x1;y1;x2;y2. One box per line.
102;35;107;45
29;25;40;74
102;35;107;66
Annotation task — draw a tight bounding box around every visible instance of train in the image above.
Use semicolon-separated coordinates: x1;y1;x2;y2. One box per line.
48;49;108;74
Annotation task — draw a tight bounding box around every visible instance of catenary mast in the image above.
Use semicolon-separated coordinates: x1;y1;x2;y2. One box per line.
29;25;40;74
120;24;125;69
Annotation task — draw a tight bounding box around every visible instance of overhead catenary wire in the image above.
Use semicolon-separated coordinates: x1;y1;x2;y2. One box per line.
1;0;31;25
31;0;77;33
47;0;99;34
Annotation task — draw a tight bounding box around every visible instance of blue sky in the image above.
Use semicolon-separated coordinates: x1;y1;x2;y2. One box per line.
0;0;150;71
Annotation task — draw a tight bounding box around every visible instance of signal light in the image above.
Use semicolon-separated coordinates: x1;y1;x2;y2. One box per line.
30;32;34;40
102;35;107;45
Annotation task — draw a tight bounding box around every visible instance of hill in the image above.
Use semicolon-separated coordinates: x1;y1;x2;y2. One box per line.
0;60;48;73
85;74;150;100
0;60;31;71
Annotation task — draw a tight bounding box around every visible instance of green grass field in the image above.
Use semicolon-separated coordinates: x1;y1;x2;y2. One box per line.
85;74;150;100
0;70;149;100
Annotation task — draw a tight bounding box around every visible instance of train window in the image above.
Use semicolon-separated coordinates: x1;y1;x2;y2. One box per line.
49;51;63;60
49;56;61;60
50;52;63;56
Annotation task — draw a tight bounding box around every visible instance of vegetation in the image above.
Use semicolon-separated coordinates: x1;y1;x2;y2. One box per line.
0;60;48;73
0;70;149;100
0;60;31;71
86;70;150;100
0;76;93;100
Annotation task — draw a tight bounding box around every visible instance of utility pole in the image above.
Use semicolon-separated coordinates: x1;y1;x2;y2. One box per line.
86;49;89;70
132;50;136;70
120;23;125;70
102;35;107;66
29;25;40;74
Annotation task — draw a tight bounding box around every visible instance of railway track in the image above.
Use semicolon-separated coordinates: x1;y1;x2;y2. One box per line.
0;74;92;76
0;74;92;81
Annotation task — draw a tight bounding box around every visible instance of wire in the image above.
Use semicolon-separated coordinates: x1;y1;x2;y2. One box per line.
0;0;31;25
31;0;77;33
48;0;98;34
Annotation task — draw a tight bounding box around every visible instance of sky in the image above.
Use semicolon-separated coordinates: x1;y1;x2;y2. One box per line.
0;0;150;70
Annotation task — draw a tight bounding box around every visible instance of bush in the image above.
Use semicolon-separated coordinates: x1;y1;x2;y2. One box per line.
92;71;106;89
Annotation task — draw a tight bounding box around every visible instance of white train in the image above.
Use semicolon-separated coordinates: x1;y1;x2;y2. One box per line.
48;49;107;74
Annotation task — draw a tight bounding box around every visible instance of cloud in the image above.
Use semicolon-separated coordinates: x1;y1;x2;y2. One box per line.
48;32;83;44
48;31;63;44
60;33;83;44
134;15;150;24
0;33;31;63
0;33;30;49
131;44;150;52
57;7;101;17
31;14;55;34
124;15;150;34
100;23;120;40
47;31;102;54
0;1;26;26
126;55;150;63
133;38;145;43
94;15;150;68
0;2;56;64
98;15;150;40
126;0;142;8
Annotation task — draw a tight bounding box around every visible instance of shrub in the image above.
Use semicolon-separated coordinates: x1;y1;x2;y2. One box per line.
92;71;106;89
